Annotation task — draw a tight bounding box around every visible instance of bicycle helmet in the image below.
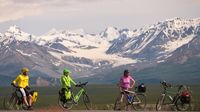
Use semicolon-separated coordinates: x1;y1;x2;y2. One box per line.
21;68;29;73
124;69;129;74
63;68;71;74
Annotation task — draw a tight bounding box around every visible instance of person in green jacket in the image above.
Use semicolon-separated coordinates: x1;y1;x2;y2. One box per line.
60;68;77;101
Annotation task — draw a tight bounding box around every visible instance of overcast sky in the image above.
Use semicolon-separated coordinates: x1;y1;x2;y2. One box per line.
0;0;200;35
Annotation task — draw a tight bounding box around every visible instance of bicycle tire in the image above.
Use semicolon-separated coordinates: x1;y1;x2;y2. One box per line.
132;93;146;111
156;95;165;111
83;93;92;110
114;97;121;110
3;94;18;110
58;95;74;110
114;94;128;110
175;97;191;111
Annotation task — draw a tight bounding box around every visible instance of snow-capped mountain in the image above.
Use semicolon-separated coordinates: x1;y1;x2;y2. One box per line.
107;18;200;63
0;17;200;85
0;25;136;85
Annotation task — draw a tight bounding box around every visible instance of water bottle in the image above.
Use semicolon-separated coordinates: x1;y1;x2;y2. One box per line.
128;95;133;103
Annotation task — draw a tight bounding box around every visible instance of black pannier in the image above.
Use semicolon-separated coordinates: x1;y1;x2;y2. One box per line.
137;83;146;93
180;91;191;104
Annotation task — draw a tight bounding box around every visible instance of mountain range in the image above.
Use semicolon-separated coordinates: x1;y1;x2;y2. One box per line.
0;17;200;86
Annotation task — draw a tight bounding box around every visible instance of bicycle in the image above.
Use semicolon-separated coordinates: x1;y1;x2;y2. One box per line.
114;87;146;111
156;81;192;111
58;82;92;110
3;85;38;110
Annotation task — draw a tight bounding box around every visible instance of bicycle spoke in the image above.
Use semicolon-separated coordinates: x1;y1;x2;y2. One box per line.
132;94;146;111
58;95;74;110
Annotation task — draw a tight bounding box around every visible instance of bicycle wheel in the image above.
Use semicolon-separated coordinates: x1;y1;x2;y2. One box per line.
156;95;165;111
83;93;92;110
175;97;191;111
114;94;128;110
114;97;121;110
132;93;146;111
58;95;73;110
3;94;18;110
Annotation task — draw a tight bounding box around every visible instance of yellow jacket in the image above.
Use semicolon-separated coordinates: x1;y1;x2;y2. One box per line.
60;75;76;89
12;74;29;88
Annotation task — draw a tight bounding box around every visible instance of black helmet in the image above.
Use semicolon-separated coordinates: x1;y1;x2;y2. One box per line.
124;69;129;74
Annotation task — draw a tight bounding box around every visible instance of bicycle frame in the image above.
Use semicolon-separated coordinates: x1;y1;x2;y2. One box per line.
123;90;144;104
160;91;176;105
160;82;183;105
73;88;85;103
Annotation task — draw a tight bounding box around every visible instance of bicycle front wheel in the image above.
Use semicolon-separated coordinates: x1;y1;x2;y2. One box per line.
114;94;128;111
114;97;122;110
132;93;146;111
156;94;165;111
3;94;18;110
83;93;92;110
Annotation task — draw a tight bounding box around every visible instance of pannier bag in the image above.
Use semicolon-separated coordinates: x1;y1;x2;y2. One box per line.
180;91;191;104
137;83;146;93
31;91;38;103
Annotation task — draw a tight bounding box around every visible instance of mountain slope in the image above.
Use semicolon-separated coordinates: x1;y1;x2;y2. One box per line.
107;18;200;63
0;18;200;85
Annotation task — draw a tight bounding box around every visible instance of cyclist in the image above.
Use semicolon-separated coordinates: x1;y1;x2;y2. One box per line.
60;68;77;102
11;67;33;110
118;69;135;102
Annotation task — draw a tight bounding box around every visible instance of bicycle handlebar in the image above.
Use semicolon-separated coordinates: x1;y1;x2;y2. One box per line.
76;82;88;87
160;81;172;88
160;81;189;91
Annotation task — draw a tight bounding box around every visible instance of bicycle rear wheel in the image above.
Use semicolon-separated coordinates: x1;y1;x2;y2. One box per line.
175;97;191;111
58;95;74;110
3;94;18;110
132;93;146;111
83;93;92;110
156;94;165;111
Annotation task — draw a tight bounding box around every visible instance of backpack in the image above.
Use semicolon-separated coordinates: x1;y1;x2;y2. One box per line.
137;83;146;93
180;91;191;104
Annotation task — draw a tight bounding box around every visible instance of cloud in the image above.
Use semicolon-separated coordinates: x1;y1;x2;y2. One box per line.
0;0;45;23
0;0;117;23
0;0;85;23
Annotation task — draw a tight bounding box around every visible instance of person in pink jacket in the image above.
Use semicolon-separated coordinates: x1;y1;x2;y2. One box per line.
118;69;135;102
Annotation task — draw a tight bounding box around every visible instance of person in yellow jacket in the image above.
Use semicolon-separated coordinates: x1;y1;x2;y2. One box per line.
11;68;33;110
60;68;77;101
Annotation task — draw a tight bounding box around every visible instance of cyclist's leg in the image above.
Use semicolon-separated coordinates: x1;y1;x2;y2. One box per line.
119;87;127;102
19;88;29;106
62;88;72;101
26;90;33;107
118;87;124;102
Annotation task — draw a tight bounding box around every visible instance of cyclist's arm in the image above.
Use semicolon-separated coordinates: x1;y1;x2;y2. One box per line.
130;77;135;88
70;77;76;85
12;75;20;85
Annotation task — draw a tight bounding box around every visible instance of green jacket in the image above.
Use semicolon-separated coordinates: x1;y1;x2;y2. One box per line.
60;75;76;89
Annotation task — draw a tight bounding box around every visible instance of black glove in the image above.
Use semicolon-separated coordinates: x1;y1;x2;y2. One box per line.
26;86;30;90
75;84;79;87
11;83;15;87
